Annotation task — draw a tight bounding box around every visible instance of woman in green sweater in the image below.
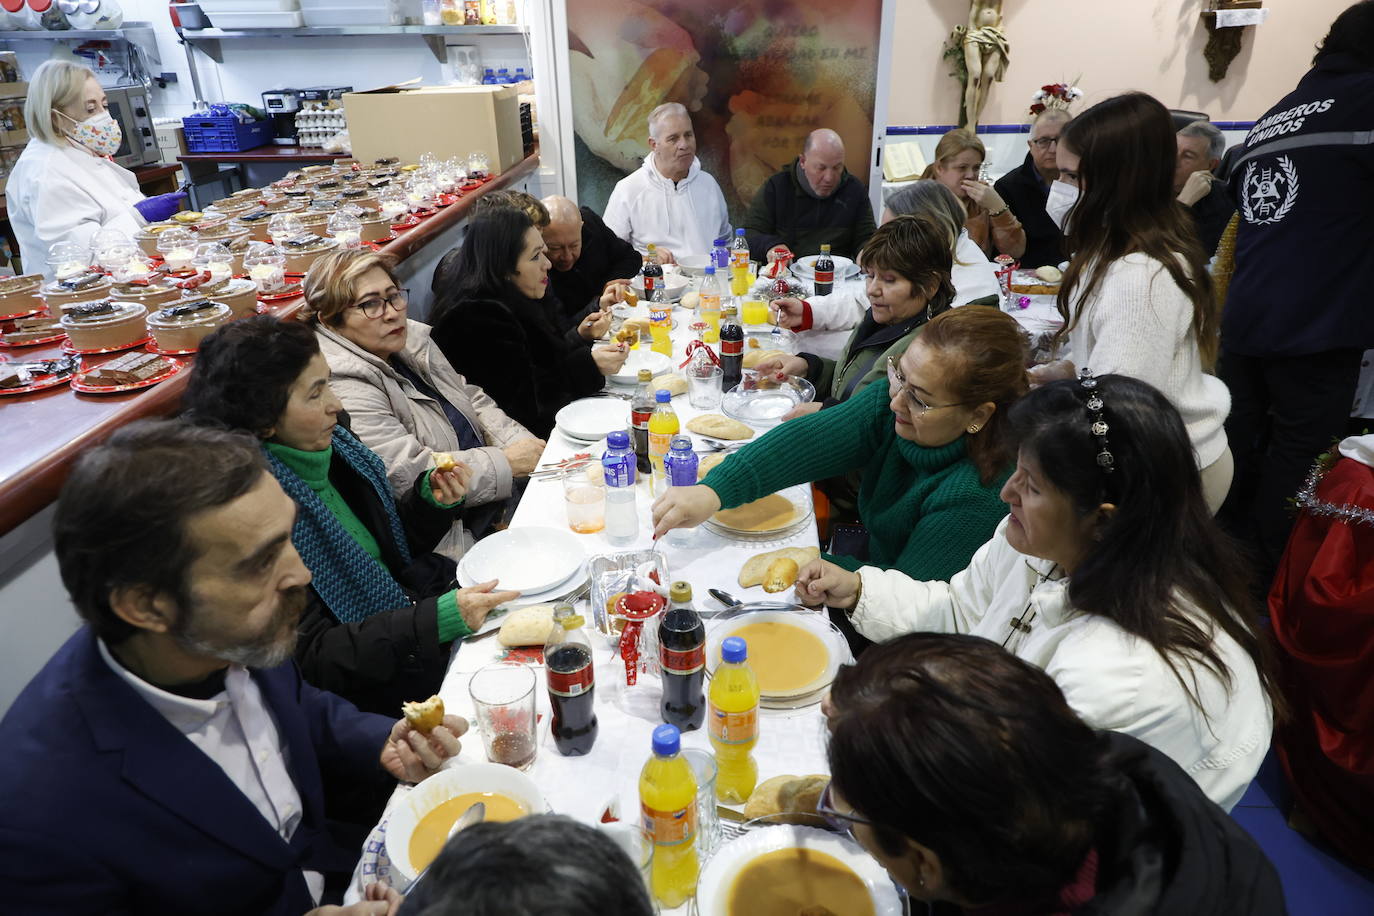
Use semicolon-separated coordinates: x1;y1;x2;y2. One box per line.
652;307;1027;584
184;315;519;716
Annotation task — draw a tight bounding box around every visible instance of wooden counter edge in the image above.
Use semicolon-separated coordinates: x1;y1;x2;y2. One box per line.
0;151;541;537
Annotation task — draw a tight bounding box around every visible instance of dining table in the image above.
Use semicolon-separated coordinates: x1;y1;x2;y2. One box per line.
344;276;841;913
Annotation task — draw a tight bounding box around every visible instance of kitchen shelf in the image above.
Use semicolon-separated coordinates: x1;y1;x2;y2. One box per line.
179;24;527;63
0;22;161;69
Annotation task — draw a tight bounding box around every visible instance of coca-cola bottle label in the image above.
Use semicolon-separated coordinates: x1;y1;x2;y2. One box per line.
641;802;695;846
660;644;705;676
548;660;594;697
631;408;652;428
815;268;834;285
644;276;657;294
720;337;743;357
708;702;758;745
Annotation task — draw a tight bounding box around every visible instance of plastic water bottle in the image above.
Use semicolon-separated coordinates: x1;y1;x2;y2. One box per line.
514;67;528;82
497;67;512;84
481;68;496;84
711;236;729;271
663;437;699;547
603;430;638;545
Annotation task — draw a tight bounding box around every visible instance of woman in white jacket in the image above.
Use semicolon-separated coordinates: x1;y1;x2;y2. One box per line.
6;61;181;279
796;373;1276;812
771;180;999;347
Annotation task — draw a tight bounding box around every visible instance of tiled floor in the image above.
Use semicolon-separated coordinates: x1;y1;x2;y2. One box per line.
1231;751;1374;916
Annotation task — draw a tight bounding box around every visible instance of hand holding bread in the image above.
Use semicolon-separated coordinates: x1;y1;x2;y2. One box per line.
383;703;468;783
739;546;820;590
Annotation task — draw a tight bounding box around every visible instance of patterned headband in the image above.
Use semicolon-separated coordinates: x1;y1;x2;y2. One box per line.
1078;368;1114;474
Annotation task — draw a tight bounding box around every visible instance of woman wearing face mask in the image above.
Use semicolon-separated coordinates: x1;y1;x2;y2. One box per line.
1037;92;1232;512
429;207;630;437
6;61;183;279
797;374;1275;811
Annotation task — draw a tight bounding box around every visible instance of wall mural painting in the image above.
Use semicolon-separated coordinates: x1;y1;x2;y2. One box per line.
567;0;885;226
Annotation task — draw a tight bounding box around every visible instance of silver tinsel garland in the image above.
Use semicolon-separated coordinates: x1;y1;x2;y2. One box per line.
1294;461;1374;529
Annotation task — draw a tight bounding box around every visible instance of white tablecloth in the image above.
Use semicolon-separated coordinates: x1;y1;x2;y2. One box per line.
346;293;829;909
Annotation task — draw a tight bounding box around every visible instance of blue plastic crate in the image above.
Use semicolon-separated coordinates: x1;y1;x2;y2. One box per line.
181;113;271;153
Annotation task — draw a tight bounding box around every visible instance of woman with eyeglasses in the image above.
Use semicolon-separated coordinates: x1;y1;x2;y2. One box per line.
184;315;520;715
653;307;1024;592
429;207;630;438
302;249;546;559
1038;92;1232;513
797;374;1275;811
822;632;1286;914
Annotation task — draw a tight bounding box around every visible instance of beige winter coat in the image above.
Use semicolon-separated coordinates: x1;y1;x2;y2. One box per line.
316;320;534;560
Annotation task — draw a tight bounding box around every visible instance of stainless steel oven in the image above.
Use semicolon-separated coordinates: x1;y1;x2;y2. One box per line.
104;85;159;169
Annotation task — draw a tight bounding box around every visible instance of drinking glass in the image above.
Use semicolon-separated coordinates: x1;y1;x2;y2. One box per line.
681;748;721;858
598;823;656;911
740;298;769;326
563;472;606;534
687;365;723;410
468;663;539;770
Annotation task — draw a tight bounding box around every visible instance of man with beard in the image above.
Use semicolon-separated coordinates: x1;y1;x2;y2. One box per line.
0;420;463;915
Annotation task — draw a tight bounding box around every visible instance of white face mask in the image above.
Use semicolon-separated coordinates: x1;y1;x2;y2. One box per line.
1045;180;1079;233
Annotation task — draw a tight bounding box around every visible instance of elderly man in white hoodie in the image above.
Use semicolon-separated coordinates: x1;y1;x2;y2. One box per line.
603;102;731;265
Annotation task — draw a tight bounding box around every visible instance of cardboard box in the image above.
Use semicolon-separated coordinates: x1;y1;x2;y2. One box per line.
343;83;524;173
0;81;28;100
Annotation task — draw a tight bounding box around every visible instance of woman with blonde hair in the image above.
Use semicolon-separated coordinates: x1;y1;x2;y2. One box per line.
302;248;546;559
923;128;1026;260
7;60;183;278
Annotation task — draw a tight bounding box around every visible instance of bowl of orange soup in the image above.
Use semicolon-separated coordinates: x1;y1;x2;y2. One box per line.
705;603;851;704
385;762;548;887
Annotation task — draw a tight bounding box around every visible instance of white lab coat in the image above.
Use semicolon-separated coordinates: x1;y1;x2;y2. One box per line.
603;155;730;264
849;517;1272;812
7;139;145;279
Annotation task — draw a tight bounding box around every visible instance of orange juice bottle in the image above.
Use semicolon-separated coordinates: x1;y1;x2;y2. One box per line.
646;389;679;494
707;636;759;803
640;724;700;908
649;302;673;357
729;227;751;297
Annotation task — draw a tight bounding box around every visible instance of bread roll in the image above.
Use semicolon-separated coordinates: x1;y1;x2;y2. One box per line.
762;557;800;593
687;414;754;440
498;604;556;646
651;373;688;397
680;290;700;310
1034;265;1063;283
402;695;444;734
743;775;795;820
743;773;831;822
696;452;727;480
742;348;787;369
739;546;820;588
432;451;457;472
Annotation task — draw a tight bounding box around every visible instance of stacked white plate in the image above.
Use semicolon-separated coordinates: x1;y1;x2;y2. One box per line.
555;397;631;443
456;527;587;605
791;253;861;282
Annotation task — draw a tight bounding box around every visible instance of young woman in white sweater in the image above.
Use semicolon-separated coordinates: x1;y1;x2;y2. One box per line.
1046;92;1232;512
796;374;1276;811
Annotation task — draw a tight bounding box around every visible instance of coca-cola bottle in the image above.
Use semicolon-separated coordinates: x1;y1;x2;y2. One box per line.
813;243;835;297
642;244;664;302
631;368;655;476
546;604;599;756
719;306;744;391
659;581;705;731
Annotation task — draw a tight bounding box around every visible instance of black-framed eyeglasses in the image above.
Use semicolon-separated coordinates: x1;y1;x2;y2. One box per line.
816;782;876;838
1031;136;1060;150
886;356;970;415
349;288;409;319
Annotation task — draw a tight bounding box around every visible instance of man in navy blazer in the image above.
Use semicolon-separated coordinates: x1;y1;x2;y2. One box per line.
0;421;466;914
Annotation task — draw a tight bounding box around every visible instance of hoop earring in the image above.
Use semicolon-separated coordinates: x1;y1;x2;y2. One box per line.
967;425;980;434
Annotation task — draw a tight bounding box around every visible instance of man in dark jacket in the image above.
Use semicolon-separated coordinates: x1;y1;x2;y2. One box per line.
1175;119;1236;256
742;128;876;261
826;632;1286;916
0;420;465;914
541;195;643;330
992;108;1070;269
1219;0;1374;578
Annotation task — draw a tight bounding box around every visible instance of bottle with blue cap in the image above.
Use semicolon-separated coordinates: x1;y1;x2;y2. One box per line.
602;429;637;545
708;636;759;802
639;723;700;907
662;437;699;547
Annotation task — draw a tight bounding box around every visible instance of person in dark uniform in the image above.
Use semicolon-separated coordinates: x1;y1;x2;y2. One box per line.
992;108;1071;269
1219;0;1374;580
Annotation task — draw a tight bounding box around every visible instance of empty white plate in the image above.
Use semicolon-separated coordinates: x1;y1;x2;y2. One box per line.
556;397;631;442
608;349;673;385
458;527;585;595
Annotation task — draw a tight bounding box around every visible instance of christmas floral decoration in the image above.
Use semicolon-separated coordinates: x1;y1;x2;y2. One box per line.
1029;82;1083;116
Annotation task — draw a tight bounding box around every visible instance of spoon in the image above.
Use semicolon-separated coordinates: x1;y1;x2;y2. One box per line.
408;802;485;891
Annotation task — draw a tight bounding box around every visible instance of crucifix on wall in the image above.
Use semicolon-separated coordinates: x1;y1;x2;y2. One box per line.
944;0;1010;129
